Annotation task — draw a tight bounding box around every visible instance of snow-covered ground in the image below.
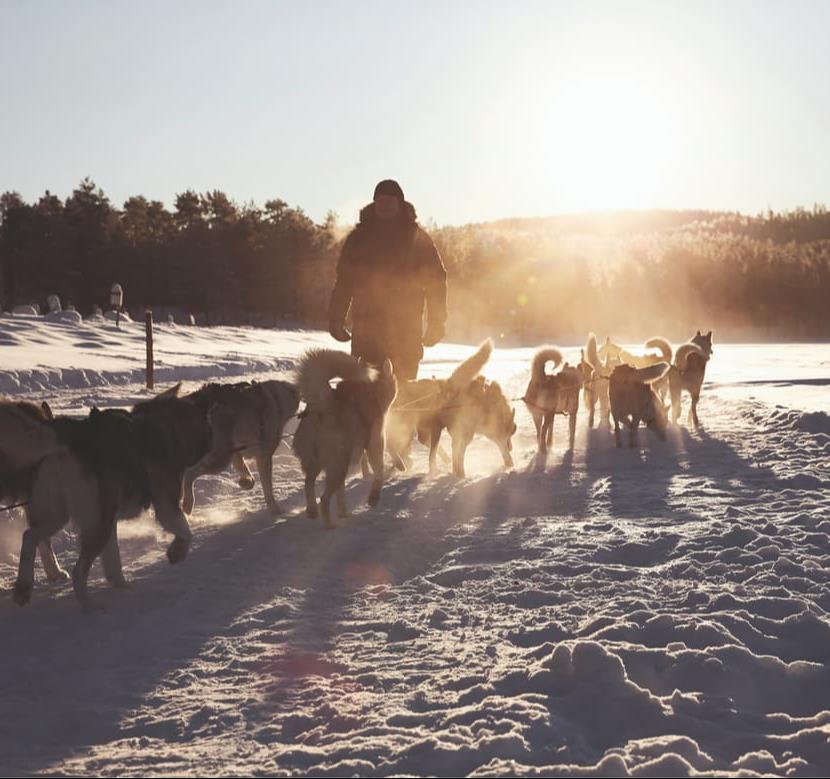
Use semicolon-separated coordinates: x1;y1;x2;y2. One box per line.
1;315;829;777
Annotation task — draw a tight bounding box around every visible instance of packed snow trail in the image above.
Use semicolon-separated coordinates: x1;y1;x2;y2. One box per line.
1;323;829;776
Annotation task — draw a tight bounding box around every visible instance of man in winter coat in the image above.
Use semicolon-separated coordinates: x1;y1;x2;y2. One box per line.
328;179;448;380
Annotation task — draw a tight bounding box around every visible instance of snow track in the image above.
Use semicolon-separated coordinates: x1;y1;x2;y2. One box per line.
1;324;829;776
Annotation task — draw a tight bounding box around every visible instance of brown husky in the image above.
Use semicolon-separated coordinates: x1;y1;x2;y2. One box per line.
293;349;398;528
609;363;670;447
523;347;581;454
385;339;495;472
419;340;516;477
601;336;673;399
669;330;713;428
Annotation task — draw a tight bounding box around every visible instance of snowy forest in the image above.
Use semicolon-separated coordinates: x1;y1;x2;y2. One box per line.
2;179;830;339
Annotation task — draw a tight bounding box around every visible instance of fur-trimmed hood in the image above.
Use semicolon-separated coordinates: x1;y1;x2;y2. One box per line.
357;200;418;228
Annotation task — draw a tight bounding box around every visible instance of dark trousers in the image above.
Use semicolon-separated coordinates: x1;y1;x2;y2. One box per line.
352;345;420;382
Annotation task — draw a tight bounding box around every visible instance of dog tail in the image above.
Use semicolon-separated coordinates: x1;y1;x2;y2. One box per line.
585;333;603;372
448;339;493;390
0;403;65;474
631;362;671;384
644;336;672;363
531;347;563;382
674;343;705;372
296;349;374;408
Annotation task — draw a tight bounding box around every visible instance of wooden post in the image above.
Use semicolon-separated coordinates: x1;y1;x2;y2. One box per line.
145;309;154;390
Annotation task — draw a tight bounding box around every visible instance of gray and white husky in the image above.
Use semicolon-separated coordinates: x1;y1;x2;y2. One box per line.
293;350;397;528
181;380;299;516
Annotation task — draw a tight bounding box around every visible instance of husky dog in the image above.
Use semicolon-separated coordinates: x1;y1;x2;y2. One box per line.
293;350;398;528
181;380;299;516
609;363;670;447
0;400;70;583
600;336;673;399
417;340;515;477
385;339;495;472
523;347;581;454
578;348;597;429
584;333;618;429
127;384;218;568
4;402;152;611
669;330;713;428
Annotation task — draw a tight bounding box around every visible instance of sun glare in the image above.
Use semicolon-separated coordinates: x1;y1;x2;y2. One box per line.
542;77;675;212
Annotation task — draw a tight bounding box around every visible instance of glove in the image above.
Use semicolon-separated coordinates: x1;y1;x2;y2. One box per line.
422;321;445;347
329;321;352;343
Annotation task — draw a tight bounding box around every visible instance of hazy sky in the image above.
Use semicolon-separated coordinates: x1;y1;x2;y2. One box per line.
2;0;829;226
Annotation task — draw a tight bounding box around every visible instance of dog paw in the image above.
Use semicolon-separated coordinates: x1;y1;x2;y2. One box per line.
166;538;190;565
45;567;71;583
367;488;381;507
238;476;255;491
12;581;33;606
106;574;129;589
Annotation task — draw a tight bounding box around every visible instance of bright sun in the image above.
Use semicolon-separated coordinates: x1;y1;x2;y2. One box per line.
542;76;675;211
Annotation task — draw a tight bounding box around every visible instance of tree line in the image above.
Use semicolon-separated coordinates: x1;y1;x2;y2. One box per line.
434;207;830;341
2;180;828;340
0;179;337;325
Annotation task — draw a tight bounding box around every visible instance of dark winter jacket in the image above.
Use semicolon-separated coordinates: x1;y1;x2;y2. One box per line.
328;201;447;365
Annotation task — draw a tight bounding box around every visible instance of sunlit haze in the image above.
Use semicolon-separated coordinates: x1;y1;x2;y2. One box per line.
2;0;829;225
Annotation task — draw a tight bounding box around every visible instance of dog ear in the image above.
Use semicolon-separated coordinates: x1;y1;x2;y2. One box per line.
41;401;54;420
696;330;701;337
155;382;182;400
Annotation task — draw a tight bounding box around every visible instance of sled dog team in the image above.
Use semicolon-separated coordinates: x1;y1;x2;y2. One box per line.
0;331;712;611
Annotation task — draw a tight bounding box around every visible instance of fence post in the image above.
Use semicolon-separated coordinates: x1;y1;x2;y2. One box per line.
145;309;154;389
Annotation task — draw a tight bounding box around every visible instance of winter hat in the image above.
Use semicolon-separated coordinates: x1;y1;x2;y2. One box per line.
373;179;405;201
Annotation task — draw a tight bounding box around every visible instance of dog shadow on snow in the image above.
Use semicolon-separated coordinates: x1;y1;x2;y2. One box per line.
0;420;795;774
583;425;701;525
0;451;569;774
583;418;798;527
